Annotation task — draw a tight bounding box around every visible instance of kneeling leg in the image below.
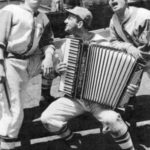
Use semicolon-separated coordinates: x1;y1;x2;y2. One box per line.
96;110;135;150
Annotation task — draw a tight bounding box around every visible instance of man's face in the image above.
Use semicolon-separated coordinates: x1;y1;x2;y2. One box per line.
64;14;79;34
25;0;42;10
109;0;127;13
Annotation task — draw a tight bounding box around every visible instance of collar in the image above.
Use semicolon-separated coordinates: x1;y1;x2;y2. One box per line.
122;7;133;24
73;31;94;42
20;4;39;17
115;7;132;25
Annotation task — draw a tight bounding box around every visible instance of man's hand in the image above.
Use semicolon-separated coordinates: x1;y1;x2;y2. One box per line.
55;62;67;75
127;45;141;59
41;56;53;77
0;62;5;83
127;84;139;97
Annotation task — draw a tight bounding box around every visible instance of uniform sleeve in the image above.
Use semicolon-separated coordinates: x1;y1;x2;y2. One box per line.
136;19;150;61
109;19;136;51
0;10;12;59
138;19;150;52
39;21;55;49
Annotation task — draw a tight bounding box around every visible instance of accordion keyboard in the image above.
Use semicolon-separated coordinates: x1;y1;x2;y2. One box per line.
59;38;81;95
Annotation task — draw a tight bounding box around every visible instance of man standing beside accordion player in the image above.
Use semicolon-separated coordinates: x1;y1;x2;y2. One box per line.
109;0;150;72
0;0;55;149
39;5;147;150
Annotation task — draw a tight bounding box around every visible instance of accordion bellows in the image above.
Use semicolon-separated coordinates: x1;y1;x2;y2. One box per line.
59;38;144;109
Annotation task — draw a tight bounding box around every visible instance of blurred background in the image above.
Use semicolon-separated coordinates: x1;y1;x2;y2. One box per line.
0;0;150;38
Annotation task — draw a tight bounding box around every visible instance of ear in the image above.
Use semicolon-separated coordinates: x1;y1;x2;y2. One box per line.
77;21;84;29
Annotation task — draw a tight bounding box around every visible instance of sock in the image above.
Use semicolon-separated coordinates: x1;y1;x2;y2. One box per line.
113;131;135;150
57;125;73;140
64;131;74;141
41;75;54;102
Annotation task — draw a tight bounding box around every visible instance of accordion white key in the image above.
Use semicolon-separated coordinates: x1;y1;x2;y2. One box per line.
59;38;144;109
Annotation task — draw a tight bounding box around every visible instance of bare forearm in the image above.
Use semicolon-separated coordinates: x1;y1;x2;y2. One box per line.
44;45;55;58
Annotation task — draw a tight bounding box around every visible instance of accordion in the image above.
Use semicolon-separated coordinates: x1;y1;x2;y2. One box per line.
59;38;144;109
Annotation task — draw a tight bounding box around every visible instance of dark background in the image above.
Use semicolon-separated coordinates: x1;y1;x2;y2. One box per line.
1;0;150;38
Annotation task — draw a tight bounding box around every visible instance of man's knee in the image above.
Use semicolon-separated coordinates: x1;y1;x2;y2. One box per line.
41;116;63;133
41;113;68;136
40;103;65;133
99;110;127;136
41;110;58;132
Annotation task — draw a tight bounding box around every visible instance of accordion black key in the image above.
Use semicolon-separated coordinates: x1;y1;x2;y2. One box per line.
59;38;144;109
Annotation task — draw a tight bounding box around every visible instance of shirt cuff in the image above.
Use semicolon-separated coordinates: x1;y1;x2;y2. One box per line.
45;45;55;55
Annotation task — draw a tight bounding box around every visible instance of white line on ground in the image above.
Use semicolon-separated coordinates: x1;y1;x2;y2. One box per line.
1;128;100;147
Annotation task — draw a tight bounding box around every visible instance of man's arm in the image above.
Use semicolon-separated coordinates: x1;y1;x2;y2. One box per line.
39;22;55;55
137;19;150;61
109;19;132;49
40;21;55;76
0;10;12;81
0;10;12;58
109;20;142;59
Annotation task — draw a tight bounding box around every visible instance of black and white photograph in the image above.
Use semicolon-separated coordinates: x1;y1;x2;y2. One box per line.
0;0;150;150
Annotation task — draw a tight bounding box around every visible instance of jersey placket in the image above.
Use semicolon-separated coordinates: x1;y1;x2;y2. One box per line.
22;16;36;56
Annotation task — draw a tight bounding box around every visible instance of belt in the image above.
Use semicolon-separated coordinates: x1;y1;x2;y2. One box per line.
7;52;31;60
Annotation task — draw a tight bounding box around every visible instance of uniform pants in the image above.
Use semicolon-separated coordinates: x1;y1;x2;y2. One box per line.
0;52;42;139
41;97;128;137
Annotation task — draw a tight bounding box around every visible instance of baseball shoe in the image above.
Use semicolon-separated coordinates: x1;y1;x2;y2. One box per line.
65;133;82;149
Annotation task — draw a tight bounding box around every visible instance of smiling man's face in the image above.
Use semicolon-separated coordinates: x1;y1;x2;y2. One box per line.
109;0;128;13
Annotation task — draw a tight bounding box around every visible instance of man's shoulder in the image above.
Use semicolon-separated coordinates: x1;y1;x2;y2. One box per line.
2;4;20;11
132;6;150;19
134;6;150;13
1;4;23;14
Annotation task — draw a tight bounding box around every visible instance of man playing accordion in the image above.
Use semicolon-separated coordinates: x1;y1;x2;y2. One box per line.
41;6;140;150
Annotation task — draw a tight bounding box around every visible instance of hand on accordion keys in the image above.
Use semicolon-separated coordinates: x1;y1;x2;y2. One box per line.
55;62;67;75
127;84;140;97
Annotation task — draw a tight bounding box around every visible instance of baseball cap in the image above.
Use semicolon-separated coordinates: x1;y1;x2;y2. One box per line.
66;6;93;27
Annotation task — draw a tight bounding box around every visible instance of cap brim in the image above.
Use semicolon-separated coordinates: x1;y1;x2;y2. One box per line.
65;9;83;20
